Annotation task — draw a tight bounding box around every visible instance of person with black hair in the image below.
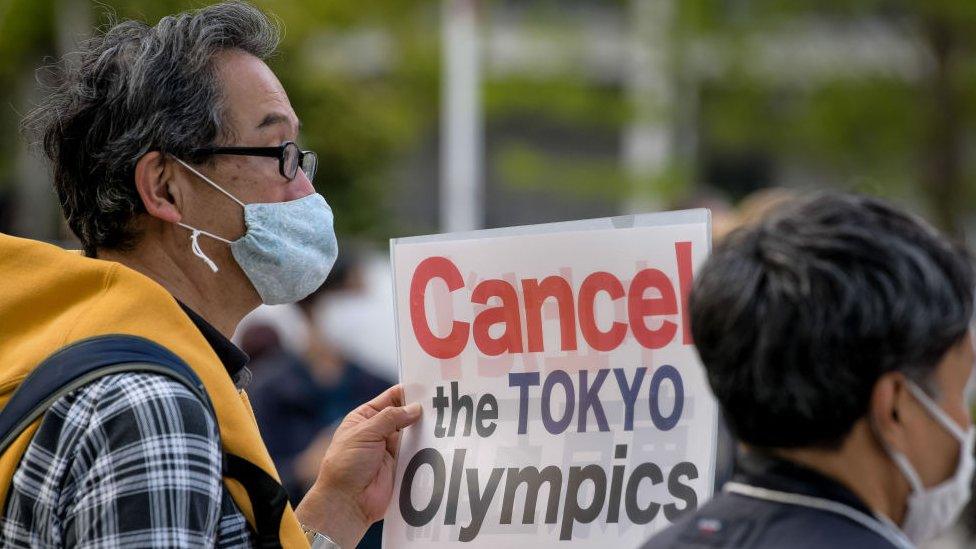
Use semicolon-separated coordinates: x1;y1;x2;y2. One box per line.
643;193;976;548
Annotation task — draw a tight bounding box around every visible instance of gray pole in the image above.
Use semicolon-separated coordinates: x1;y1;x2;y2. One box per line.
440;0;483;233
623;0;673;214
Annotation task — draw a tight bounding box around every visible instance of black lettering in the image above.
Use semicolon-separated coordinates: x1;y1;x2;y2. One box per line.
560;464;607;540
664;462;699;521
500;465;563;525
449;381;475;436
399;448;446;527
476;394;498;437
444;448;466;525
607;445;628;523
625;462;663;524
459;467;505;542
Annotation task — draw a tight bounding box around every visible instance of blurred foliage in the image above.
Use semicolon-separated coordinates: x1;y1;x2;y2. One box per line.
678;0;976;235
485;78;628;129
2;0;975;238
0;0;641;241
0;0;441;240
497;141;626;201
0;0;54;191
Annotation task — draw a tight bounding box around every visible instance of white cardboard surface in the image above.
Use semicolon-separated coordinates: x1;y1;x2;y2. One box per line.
383;210;716;548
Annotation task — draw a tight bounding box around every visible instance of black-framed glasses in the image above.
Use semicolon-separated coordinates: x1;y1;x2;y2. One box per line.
191;141;318;182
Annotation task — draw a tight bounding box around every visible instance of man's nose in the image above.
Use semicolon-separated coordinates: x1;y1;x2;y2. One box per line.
286;167;316;200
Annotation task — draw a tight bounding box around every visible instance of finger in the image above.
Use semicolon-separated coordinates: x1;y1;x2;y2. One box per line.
362;402;421;438
386;428;401;458
355;385;406;420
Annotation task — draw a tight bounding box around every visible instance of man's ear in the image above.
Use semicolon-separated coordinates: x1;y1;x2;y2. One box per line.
870;371;911;452
134;151;182;224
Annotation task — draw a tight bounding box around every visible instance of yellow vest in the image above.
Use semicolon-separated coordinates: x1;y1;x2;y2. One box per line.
0;233;309;547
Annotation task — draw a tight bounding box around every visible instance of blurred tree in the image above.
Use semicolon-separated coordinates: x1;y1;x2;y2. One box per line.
677;0;976;236
0;0;58;235
3;0;974;238
0;0;439;241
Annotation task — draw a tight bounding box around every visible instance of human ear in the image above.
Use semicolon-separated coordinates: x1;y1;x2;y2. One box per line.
133;151;182;224
870;372;912;453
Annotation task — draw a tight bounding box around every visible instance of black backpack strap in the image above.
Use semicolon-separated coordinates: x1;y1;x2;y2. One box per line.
0;334;290;548
0;334;211;453
224;453;289;549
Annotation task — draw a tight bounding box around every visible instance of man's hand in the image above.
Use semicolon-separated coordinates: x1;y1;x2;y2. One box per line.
295;385;421;548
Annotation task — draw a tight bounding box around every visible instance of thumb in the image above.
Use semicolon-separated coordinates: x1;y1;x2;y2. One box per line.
362;402;422;438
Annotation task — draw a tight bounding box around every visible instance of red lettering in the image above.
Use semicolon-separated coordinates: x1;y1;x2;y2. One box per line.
410;257;470;359
578;272;627;351
472;279;524;356
408;241;695;359
628;269;678;349
675;241;694;345
522;276;578;353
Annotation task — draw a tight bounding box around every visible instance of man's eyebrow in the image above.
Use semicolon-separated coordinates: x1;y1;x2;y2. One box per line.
256;112;301;132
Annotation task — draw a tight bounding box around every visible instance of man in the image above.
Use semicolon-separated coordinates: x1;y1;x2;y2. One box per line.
643;193;975;548
0;3;417;547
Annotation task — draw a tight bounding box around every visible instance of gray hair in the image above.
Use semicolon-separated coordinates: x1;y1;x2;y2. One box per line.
24;1;281;256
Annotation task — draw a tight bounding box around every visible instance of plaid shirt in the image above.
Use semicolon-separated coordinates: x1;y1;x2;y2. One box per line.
0;372;256;547
1;305;257;547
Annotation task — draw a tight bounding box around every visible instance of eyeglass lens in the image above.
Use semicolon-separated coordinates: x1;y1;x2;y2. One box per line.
301;151;317;182
283;143;317;182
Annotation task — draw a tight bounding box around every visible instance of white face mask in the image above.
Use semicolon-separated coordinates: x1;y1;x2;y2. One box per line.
883;380;975;544
173;158;338;305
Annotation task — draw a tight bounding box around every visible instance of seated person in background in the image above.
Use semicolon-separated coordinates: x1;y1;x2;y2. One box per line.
644;193;975;549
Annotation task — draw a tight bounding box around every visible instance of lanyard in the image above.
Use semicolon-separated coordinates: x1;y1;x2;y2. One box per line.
724;481;915;549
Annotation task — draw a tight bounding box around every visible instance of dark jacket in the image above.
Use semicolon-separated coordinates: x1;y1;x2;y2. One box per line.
642;452;908;548
246;349;391;500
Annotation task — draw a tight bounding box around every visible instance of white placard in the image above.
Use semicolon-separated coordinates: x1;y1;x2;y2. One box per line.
383;210;716;548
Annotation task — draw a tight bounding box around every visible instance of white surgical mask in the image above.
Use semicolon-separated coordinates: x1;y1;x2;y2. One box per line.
883;380;975;544
174;157;338;305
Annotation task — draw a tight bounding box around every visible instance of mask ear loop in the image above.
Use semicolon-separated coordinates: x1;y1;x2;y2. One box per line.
174;157;246;207
172;156;246;274
905;381;969;442
177;222;233;273
889;448;925;495
869;381;926;497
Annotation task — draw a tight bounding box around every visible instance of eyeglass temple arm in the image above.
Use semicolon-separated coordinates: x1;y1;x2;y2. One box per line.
191;146;283;158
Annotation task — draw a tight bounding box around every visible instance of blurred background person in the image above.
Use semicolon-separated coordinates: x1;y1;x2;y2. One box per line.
238;250;392;456
236;250;391;548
